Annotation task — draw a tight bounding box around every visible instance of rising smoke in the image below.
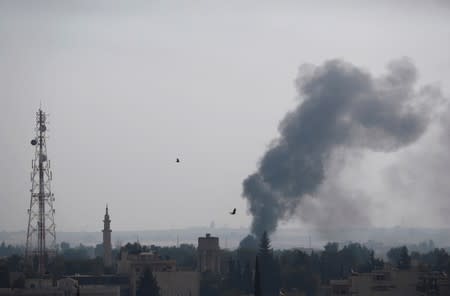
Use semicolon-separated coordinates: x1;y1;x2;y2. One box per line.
243;58;436;238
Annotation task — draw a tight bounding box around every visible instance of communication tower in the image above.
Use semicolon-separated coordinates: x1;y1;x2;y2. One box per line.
25;108;56;275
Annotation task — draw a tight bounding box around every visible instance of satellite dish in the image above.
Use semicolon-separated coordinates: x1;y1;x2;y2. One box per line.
31;139;37;146
40;154;47;162
39;125;46;132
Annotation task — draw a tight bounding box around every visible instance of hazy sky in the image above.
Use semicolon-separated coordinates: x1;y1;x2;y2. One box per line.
1;0;450;233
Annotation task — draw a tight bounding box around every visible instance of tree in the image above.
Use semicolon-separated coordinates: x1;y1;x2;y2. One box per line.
398;246;411;269
6;255;23;272
47;255;65;279
258;232;272;258
411;248;450;272
254;256;261;296
137;268;160;296
94;243;104;258
63;257;103;275
240;235;258;250
258;231;281;296
387;246;411;270
0;261;9;288
279;249;320;295
200;271;220;296
242;262;253;294
226;259;241;290
149;244;197;270
324;243;339;254
321;242;341;282
0;243;23;257
60;242;70;251
238;235;258;271
369;250;384;271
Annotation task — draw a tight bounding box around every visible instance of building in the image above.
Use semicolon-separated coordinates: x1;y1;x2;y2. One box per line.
68;274;130;296
118;251;176;275
102;205;112;268
117;248;199;296
58;277;121;296
197;233;220;273
25;278;53;289
321;266;450;296
0;277;121;296
0;288;63;295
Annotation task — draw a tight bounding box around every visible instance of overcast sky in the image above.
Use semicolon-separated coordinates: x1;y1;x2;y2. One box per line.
1;0;450;234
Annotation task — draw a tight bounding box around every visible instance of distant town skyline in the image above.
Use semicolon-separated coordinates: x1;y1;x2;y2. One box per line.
1;0;450;236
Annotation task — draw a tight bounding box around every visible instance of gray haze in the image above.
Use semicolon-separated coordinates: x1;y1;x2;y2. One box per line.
243;58;438;237
0;0;450;239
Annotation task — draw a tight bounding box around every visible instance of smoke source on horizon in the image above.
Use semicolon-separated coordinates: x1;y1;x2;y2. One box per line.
243;58;438;238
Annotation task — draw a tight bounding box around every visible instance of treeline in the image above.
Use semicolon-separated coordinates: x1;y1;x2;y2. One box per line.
211;233;383;296
0;241;104;260
0;242;23;257
2;238;450;295
0;242;119;282
412;248;450;271
214;236;450;296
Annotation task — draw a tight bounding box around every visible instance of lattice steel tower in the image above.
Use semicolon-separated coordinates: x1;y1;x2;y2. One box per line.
25;108;56;275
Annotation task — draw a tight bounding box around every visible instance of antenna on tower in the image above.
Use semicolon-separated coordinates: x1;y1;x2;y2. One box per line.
25;108;56;275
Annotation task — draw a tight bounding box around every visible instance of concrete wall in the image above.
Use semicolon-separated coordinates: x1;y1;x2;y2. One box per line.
349;269;420;296
24;278;53;289
0;288;63;295
80;285;120;296
0;285;120;296
154;271;200;296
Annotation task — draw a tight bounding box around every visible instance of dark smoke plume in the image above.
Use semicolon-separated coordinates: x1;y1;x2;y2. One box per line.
243;58;433;237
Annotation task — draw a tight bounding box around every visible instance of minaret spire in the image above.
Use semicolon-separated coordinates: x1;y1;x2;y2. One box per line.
102;204;112;268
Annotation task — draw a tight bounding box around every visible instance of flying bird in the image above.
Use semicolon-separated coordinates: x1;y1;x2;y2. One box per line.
176;158;180;163
230;208;236;215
